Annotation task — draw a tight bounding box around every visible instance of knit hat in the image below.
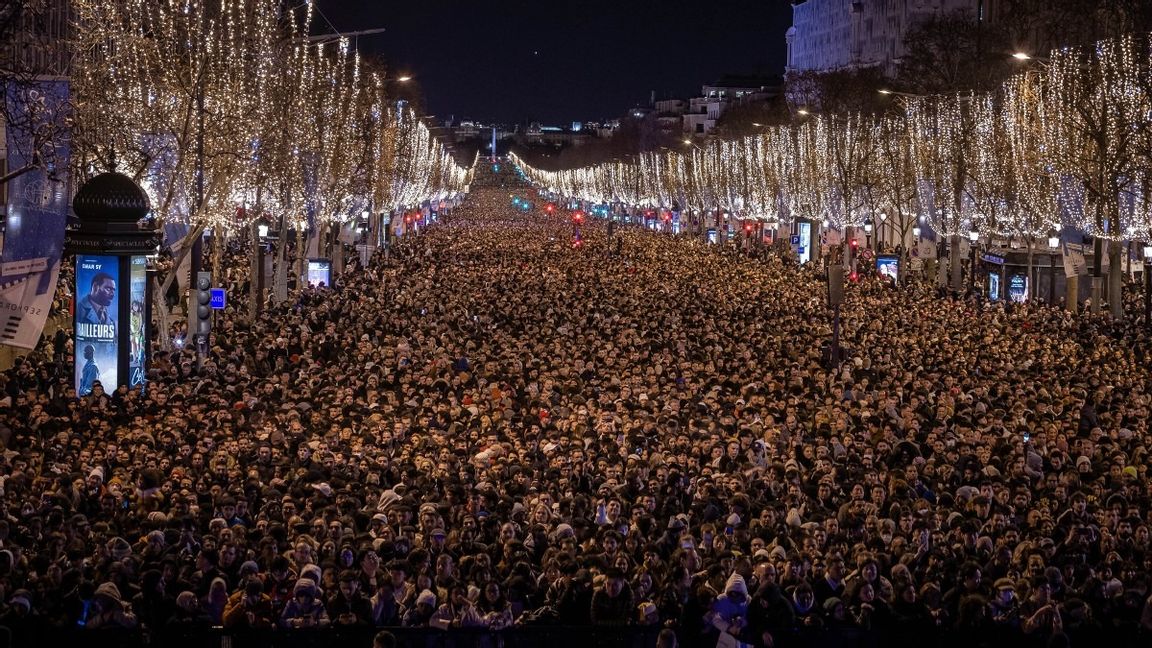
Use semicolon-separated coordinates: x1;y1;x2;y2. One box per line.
94;582;123;603
725;573;748;596
300;563;323;585
107;537;132;561
8;590;32;611
293;579;317;596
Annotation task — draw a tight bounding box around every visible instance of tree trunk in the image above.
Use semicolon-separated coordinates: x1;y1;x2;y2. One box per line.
949;234;963;293
1066;274;1079;312
294;225;306;291
273;213;288;304
1109;240;1124;320
1026;245;1035;303
152;274;171;350
1090;237;1102;313
249;222;261;322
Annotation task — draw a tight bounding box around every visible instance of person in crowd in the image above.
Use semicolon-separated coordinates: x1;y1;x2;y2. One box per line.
279;579;330;629
222;577;276;630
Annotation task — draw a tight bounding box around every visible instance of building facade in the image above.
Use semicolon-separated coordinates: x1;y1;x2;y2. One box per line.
786;0;982;76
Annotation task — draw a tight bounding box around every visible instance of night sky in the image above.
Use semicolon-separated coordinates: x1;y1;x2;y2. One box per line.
313;0;793;125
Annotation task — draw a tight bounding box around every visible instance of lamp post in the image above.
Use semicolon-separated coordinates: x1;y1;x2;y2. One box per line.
253;218;271;321
969;230;980;296
863;221;873;250
1048;235;1060;305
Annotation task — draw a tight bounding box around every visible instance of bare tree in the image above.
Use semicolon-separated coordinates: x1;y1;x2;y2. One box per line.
0;0;71;186
895;10;1013;95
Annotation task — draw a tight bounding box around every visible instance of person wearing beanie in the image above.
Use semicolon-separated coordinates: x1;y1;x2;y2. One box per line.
403;589;437;627
0;588;38;645
279;579;330;629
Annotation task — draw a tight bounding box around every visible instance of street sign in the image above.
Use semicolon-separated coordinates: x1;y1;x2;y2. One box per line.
209;288;226;310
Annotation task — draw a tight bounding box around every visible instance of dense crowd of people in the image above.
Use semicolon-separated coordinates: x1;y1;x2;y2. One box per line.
1;166;1152;648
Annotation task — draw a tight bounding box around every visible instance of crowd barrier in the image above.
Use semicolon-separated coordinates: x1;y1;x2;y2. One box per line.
6;623;1152;648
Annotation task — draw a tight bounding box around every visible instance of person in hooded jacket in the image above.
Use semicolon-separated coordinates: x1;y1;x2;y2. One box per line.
709;572;751;643
279;578;330;629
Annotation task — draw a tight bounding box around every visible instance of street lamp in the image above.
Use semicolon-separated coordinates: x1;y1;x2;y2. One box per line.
912;225;921;239
878;89;927;99
863;221;873;250
1049;235;1061;305
969;230;981;296
254;216;273;320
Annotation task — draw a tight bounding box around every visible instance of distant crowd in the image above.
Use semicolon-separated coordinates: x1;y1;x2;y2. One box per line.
0;178;1151;648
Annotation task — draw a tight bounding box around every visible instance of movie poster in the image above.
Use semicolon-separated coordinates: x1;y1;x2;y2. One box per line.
1008;273;1029;303
128;256;147;388
876;255;900;282
795;222;812;265
75;255;119;395
306;259;332;287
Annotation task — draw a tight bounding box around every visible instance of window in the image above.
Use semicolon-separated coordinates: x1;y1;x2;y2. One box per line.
695;123;704;133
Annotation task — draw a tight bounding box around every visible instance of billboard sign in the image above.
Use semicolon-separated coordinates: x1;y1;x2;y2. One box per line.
306;258;332;287
75;255;119;395
128;256;147;388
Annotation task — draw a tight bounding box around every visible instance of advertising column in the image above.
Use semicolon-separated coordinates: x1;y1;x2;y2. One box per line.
74;255;119;396
128;256;148;387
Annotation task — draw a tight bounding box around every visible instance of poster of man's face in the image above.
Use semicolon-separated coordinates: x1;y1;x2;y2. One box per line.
88;273;116;308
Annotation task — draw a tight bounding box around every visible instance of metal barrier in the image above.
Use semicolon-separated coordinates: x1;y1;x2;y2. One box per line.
1;625;664;648
8;623;1152;648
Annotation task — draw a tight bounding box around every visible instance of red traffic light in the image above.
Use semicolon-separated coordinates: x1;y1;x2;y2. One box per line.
546;203;555;213
744;222;754;232
849;272;859;282
850;239;859;249
572;211;585;225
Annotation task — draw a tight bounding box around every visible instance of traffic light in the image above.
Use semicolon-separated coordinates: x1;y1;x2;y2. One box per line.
850;271;859;282
850;239;859;250
194;271;212;348
546;203;555;213
573;211;585;225
744;222;754;233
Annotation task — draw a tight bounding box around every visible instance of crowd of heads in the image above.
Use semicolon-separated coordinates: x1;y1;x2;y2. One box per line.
1;172;1152;648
